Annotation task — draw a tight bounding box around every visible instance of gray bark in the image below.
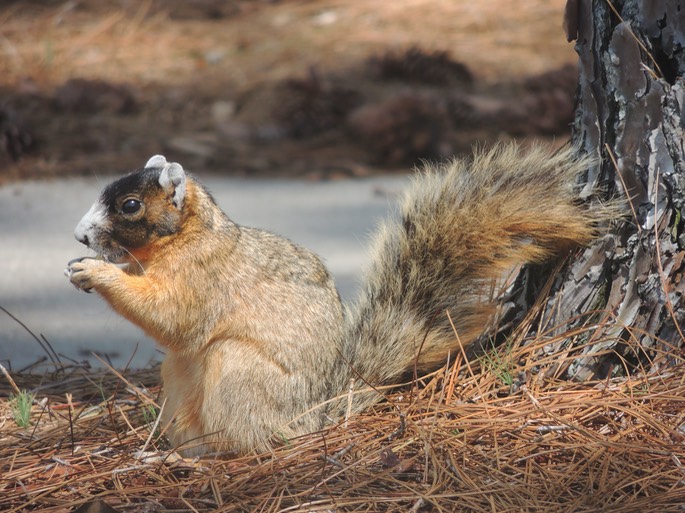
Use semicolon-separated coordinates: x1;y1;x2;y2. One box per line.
529;0;685;379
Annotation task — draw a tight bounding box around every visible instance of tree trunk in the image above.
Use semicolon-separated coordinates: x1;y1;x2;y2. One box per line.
530;0;685;379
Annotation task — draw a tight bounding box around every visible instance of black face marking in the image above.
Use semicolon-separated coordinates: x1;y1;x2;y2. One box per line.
98;167;183;250
101;168;160;213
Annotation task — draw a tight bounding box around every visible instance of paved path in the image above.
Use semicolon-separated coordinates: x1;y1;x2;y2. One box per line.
0;174;408;370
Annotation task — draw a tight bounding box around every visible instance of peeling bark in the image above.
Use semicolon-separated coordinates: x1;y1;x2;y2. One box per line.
532;0;685;379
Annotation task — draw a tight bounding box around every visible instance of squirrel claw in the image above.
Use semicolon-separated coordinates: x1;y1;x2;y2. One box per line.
66;257;102;293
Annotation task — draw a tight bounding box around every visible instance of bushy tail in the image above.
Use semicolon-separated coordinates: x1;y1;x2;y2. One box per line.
336;143;600;411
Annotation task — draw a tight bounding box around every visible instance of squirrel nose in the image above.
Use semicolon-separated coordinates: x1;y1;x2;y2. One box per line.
74;223;88;245
74;201;106;248
76;233;90;246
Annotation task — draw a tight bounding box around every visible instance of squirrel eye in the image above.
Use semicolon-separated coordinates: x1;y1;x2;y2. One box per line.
121;198;141;214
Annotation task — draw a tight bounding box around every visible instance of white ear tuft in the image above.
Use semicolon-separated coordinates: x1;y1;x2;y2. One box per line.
158;162;187;209
145;154;168;169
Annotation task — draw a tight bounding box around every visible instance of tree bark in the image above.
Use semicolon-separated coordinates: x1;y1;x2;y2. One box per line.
531;0;685;379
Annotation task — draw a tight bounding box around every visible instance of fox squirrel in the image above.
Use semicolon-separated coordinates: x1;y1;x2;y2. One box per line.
65;144;599;456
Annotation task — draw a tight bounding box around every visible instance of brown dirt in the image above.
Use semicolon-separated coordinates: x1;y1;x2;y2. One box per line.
0;0;578;182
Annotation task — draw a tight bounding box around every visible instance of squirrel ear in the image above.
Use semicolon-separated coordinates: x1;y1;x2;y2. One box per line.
158;162;187;209
145;154;168;169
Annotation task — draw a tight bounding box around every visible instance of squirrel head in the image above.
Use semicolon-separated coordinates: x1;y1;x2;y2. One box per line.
74;155;188;264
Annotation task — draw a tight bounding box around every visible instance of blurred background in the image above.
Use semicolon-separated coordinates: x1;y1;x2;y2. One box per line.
1;0;576;181
0;0;577;370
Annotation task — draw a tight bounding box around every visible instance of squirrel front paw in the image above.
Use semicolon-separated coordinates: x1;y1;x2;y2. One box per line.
65;257;109;293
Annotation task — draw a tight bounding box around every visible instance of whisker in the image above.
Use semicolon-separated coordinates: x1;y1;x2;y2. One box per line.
120;246;146;275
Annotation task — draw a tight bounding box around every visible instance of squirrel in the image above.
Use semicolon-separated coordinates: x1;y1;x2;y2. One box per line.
65;144;599;456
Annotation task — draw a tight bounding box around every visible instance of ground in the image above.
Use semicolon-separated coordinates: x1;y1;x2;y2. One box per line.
0;0;577;182
4;3;685;512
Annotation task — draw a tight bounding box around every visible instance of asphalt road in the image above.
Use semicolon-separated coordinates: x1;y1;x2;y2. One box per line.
0;173;408;370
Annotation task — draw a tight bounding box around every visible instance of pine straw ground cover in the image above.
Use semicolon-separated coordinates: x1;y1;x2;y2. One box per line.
2;332;685;513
